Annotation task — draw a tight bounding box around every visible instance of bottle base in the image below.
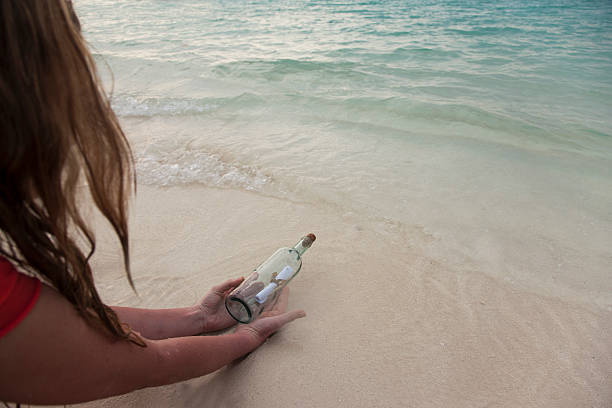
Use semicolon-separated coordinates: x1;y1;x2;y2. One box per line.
225;296;253;324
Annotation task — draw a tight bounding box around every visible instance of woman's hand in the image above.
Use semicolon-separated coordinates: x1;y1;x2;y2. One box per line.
235;287;306;345
196;277;245;333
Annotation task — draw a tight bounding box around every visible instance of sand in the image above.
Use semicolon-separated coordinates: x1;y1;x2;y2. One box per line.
65;184;612;407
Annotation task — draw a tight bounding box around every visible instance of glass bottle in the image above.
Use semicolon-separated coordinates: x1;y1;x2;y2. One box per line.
225;233;316;323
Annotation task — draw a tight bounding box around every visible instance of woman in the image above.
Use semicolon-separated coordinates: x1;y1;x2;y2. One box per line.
0;1;305;404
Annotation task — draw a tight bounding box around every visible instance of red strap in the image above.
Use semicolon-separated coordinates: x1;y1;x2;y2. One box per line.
0;257;41;339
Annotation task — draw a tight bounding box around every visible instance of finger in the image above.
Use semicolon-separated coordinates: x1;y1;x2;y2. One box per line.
246;309;306;341
260;310;282;318
282;309;306;322
212;277;244;295
266;309;306;330
241;281;265;298
270;287;290;313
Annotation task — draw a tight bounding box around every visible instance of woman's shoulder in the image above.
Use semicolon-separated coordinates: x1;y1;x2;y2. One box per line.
0;256;41;339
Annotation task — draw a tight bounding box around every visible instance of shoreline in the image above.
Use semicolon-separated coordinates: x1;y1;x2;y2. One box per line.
74;184;611;407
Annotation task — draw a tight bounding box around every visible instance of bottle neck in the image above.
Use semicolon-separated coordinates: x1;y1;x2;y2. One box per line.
293;234;315;257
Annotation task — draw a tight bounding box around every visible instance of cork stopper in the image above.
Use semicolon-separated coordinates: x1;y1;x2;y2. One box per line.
302;233;316;248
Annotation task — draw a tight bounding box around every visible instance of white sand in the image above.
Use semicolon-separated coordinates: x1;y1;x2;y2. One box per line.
71;185;611;408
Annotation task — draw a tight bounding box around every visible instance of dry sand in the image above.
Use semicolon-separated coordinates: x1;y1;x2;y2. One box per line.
67;185;612;407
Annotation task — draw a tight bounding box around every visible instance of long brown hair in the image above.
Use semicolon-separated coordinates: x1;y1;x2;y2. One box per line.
0;1;139;343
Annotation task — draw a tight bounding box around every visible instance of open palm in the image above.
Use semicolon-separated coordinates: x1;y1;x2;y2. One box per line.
235;287;306;343
197;277;244;333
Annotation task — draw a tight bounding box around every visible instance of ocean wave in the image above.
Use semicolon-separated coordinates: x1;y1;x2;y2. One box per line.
287;94;548;136
116;89;602;151
445;26;524;36
212;58;361;81
111;93;272;117
111;95;220;117
135;142;271;191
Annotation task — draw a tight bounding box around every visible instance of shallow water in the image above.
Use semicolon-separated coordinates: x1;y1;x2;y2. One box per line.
77;0;612;306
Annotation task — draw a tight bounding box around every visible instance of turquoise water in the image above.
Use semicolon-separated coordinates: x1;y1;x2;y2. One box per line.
77;0;612;305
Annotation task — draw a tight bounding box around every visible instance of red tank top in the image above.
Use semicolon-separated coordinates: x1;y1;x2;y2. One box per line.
0;257;41;339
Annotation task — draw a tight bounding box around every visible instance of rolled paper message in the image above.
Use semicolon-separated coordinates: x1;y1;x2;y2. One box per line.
276;265;295;281
255;282;278;303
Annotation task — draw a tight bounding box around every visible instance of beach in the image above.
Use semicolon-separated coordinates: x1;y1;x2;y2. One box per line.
76;184;610;407
66;0;612;406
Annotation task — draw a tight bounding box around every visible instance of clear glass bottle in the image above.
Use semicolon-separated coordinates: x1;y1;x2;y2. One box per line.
225;233;316;323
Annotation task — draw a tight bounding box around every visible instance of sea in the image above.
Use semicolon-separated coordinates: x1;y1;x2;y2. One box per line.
76;0;612;307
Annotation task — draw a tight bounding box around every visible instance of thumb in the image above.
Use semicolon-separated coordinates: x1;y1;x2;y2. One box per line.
211;276;244;295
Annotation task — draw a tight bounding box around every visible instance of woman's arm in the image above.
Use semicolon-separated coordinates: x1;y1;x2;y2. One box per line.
111;305;203;339
0;284;304;405
110;277;245;339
